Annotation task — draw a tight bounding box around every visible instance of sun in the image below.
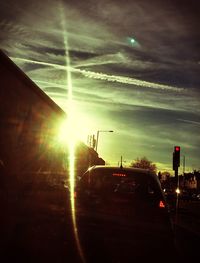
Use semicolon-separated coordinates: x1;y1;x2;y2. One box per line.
56;109;98;146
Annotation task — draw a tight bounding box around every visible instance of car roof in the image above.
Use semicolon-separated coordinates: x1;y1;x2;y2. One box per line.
86;165;157;179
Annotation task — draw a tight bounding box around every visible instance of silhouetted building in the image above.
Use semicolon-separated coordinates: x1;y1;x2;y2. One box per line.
0;50;104;181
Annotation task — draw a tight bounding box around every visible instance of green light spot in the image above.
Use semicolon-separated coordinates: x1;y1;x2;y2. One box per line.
127;37;138;47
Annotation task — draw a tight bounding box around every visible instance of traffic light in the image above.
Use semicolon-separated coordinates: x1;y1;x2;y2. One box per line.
173;146;180;170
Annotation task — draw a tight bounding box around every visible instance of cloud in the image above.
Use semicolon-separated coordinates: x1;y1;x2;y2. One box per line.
177;119;200;127
1;0;200;170
11;55;199;119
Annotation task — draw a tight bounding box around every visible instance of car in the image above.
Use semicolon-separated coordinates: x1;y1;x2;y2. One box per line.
74;165;178;262
196;193;200;200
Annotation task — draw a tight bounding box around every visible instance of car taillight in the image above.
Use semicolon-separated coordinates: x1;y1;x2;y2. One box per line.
159;200;165;208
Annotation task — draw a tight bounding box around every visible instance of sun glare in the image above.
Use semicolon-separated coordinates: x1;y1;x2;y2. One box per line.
57;114;97;146
57;117;77;145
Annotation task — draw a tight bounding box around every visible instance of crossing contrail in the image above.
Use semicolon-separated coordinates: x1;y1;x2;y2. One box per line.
11;56;183;92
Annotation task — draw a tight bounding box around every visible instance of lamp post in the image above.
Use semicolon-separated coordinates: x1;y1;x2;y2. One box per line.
95;130;113;152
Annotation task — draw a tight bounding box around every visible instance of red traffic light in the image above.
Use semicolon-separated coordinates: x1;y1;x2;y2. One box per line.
173;146;181;170
175;146;180;152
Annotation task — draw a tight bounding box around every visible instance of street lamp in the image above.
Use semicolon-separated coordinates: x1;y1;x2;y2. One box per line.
95;130;113;152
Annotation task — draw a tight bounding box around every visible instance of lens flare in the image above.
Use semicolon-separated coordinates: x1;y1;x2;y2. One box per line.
60;1;85;262
56;109;97;146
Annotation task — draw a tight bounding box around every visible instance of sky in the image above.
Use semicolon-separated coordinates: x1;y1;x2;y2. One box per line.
0;0;200;173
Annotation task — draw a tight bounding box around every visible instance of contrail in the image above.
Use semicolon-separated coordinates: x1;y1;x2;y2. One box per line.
178;119;200;126
72;68;183;92
11;57;66;70
73;52;124;68
11;56;183;92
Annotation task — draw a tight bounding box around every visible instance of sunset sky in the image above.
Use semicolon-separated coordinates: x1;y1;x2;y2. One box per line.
0;0;200;173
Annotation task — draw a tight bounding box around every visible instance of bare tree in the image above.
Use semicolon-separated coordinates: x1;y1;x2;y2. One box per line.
130;156;157;173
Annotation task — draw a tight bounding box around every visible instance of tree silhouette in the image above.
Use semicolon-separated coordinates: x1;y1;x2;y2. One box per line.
130;156;157;173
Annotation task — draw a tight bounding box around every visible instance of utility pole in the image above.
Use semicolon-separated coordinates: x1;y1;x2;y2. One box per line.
183;155;185;188
173;146;181;224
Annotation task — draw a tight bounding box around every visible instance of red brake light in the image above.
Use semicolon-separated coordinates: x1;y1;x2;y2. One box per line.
159;200;165;208
112;173;127;177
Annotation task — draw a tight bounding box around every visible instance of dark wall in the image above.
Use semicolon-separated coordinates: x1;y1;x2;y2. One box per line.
0;50;104;181
0;50;67;175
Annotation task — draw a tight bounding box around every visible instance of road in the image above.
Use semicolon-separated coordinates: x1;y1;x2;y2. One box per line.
172;199;200;261
1;184;200;263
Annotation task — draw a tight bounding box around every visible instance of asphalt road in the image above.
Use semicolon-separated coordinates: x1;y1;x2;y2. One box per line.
171;199;200;262
1;186;200;263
